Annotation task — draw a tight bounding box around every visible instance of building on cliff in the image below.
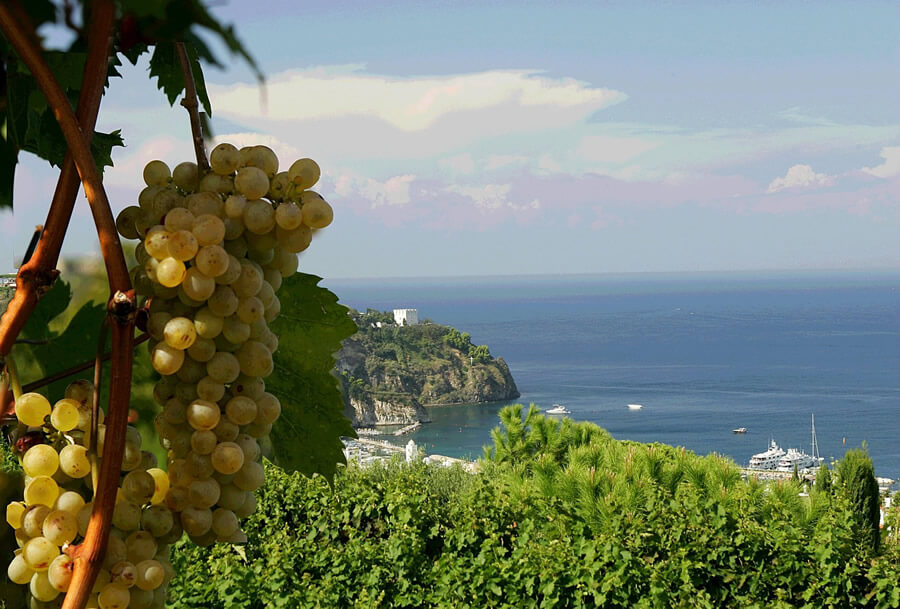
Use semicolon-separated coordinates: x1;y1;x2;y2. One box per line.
393;308;418;326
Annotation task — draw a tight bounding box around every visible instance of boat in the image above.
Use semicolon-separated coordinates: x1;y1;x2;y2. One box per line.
545;404;571;415
627;404;643;410
748;439;786;470
775;415;823;472
732;427;747;434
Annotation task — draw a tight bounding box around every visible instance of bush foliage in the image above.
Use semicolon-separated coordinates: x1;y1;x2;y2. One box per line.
167;405;900;608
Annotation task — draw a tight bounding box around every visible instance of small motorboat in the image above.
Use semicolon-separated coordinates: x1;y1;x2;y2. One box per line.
627;403;643;410
732;427;748;434
545;404;571;415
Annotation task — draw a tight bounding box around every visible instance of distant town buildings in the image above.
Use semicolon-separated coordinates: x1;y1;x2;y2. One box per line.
393;308;418;326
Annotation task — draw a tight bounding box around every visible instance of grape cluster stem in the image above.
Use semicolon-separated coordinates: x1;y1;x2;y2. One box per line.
175;41;211;173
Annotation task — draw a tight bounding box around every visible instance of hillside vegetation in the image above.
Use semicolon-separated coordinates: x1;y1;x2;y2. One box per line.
338;310;519;425
167;405;900;608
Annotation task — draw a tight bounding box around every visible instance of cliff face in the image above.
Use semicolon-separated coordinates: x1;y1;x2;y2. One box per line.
338;316;519;427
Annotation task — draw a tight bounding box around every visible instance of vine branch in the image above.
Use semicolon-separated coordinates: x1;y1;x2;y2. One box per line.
176;41;210;172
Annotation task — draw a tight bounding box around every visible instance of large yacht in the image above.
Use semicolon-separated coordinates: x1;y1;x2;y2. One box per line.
748;439;786;470
775;448;822;472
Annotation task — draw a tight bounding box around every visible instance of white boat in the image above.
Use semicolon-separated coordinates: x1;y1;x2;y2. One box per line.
732;427;747;434
627;403;643;410
775;415;824;472
545;404;570;415
748;439;786;470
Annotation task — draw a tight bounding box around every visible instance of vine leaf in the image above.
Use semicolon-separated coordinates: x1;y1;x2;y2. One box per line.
15;281;106;399
267;273;358;482
149;41;211;116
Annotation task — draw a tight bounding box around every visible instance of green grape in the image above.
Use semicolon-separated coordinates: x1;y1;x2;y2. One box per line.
141;505;174;538
234;491;258;519
193;308;225;341
213;418;240;443
30;570;60;602
217;484;247;511
223;216;245;240
214;255;243;286
288;157;321;189
55;491;86;515
191;214;226;246
236;296;264;325
206;352;240;383
164;487;190;512
23;536;59;571
264;267;283;291
135;559;165;591
243;199;275;234
59;444;91;479
166;229;199;261
180;507;212;537
50;399;80;432
143;226;170;260
150;342;185;376
300;190;334;228
225;396;257;426
232;261;263;298
163;316;197;350
264;296;282;323
162;398;187;425
8;553;35;584
146;468;170;506
235;434;261;462
211;508;239;538
222;316;250;345
23;505;51;537
98;583;130;609
187;337;216;363
186;452;215;479
197;376;225;402
112;501;142;532
276;223;312;253
190;430;217;455
163;207;195;232
147;311;172;341
76;502;92;538
16;392;52;426
116;206;143;240
126;530;158;563
236;340;274;378
142;160;171;187
210;142;240;175
175;356;206;384
224;194;247;219
244;229;277;252
274;201;303;230
152;188;183;219
109;560;137;588
155;257;186;288
267;171;291;201
223;236;249;259
248;145;279;177
181;267;216;301
210;442;244;475
208;285;239;318
172;161;200;192
22;445;59;478
233;375;266;400
187;478;220;509
122;470;156;505
24;476;60;508
186;400;220;431
195;244;230;277
234;167;269;199
47;554;75;592
42;509;78;546
7;501;27;529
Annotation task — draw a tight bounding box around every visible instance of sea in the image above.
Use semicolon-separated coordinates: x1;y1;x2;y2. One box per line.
323;271;900;479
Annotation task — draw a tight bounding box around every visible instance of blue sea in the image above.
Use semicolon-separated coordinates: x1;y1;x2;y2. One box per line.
323;271;900;478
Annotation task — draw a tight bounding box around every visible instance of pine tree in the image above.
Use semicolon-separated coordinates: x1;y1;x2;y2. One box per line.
814;463;832;493
836;448;881;554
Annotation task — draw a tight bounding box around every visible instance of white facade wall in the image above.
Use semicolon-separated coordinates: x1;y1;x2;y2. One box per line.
393;308;418;326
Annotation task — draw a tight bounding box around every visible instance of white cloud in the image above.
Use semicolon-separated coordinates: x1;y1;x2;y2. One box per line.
209;67;624;132
862;146;900;178
575;135;659;164
447;183;540;212
358;174;416;207
439;153;475;175
767;164;835;193
484;154;528;171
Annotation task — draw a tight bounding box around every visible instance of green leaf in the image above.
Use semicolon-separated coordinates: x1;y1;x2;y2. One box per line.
14;280;106;399
148;42;212;116
91;130;125;176
267;273;358;482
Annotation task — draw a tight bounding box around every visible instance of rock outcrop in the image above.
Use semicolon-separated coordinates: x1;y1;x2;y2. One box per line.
338;313;519;427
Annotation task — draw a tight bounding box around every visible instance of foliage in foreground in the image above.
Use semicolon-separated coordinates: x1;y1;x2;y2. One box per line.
168;406;900;609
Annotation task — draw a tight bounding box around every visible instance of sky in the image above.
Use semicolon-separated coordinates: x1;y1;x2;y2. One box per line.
3;0;900;279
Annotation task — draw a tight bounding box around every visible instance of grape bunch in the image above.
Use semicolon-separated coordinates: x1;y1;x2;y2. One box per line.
114;144;333;547
6;384;175;609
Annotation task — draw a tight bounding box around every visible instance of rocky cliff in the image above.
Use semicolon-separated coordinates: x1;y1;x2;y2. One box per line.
338;312;519;427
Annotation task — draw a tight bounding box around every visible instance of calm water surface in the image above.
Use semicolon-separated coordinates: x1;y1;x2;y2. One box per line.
324;272;900;477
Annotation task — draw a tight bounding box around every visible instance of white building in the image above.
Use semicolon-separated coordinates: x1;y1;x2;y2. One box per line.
393;308;418;326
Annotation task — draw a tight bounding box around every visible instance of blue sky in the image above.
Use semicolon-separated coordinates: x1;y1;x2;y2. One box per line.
3;1;899;278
